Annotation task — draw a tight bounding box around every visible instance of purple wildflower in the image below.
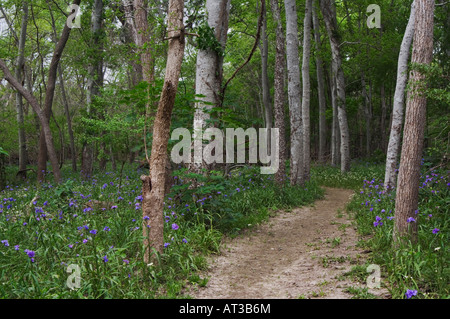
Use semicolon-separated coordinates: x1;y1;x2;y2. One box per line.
405;289;417;299
407;217;416;223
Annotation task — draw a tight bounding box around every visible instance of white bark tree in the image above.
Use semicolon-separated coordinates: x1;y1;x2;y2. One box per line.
192;0;231;172
301;0;312;181
320;0;350;172
284;0;303;185
312;0;327;164
384;1;416;190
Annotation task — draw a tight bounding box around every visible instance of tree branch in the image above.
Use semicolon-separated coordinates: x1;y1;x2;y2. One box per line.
220;0;265;103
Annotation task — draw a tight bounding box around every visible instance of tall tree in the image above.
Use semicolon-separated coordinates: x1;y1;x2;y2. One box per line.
141;0;185;263
384;1;416;190
259;1;273;151
1;0;82;183
270;0;287;185
301;0;312;181
192;0;231;172
134;0;154;84
312;0;327;164
330;72;340;166
394;0;435;243
46;0;77;172
15;1;29;179
193;0;231;121
320;0;350;172
284;0;303;185
82;0;104;178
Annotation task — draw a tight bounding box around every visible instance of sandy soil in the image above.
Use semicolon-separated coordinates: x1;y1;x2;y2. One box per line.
187;187;390;299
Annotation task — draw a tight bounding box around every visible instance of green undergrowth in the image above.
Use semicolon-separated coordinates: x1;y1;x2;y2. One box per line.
0;163;323;298
314;161;449;299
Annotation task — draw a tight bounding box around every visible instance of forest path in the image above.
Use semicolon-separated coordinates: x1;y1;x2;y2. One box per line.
188;187;389;299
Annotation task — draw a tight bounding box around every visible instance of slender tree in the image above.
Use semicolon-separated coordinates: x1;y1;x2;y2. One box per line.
301;0;312;181
134;0;154;84
384;1;416;190
192;0;231;173
1;0;82;183
312;0;327;164
320;0;350;172
82;0;104;178
47;0;77;172
141;0;185;263
270;0;287;185
15;1;29;179
260;1;273;152
284;0;303;185
394;0;435;243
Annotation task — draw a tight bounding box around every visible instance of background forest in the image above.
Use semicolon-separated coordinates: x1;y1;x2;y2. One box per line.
0;0;448;299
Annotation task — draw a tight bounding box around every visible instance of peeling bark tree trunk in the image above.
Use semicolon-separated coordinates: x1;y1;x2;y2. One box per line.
384;1;416;190
312;0;327;164
320;0;350;172
270;0;287;185
394;0;434;244
16;1;29;178
141;0;185;263
284;0;303;185
301;0;312;181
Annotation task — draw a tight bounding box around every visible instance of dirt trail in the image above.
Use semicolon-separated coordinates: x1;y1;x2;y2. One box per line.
188;187;389;299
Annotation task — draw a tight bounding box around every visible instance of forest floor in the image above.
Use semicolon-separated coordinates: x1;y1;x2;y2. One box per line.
187;187;391;299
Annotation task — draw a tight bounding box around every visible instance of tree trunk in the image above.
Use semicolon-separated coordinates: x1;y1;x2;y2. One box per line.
134;0;154;83
394;0;434;243
0;60;62;184
121;0;143;85
361;71;372;157
301;0;312;181
47;2;77;173
141;0;185;263
330;73;340;167
192;0;231;173
312;0;327;164
0;153;6;191
260;2;273;152
15;1;29;178
380;83;387;153
270;0;287;185
284;0;303;185
320;0;350;172
58;64;77;172
82;0;104;178
384;1;416;190
6;1;81;184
